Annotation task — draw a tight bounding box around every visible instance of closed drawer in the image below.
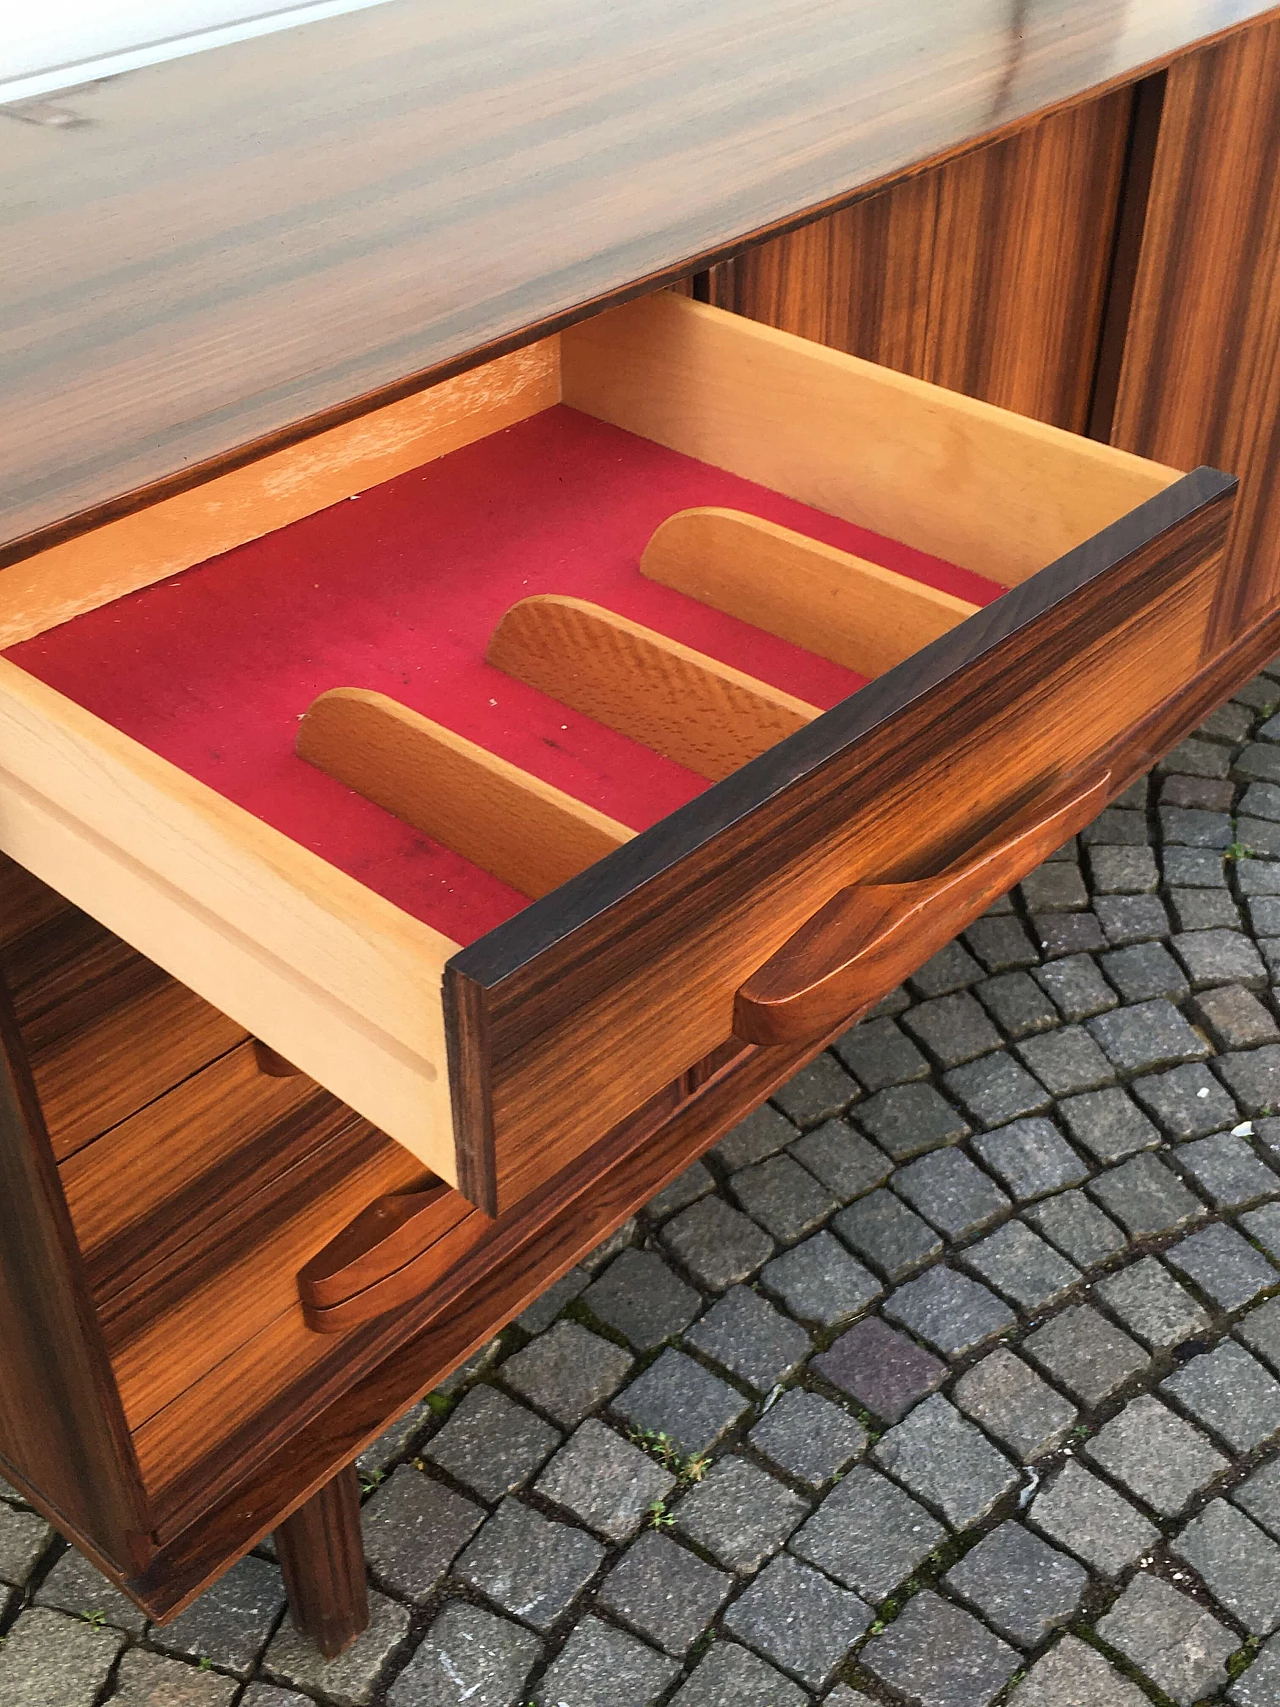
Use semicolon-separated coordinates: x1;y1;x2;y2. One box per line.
0;293;1249;1215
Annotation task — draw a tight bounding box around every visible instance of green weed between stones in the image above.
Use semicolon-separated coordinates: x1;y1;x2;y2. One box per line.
626;1426;710;1485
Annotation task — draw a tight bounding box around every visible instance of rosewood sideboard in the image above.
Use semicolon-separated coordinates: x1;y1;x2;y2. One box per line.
3;0;1280;1657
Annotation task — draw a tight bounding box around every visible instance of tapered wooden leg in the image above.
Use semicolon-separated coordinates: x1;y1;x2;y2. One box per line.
274;1464;369;1659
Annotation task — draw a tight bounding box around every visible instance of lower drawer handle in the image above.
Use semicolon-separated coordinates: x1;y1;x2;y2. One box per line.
734;768;1113;1049
298;1183;474;1313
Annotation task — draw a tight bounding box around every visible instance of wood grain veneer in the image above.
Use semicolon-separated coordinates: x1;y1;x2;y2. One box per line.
4;2;1276;560
1110;17;1280;644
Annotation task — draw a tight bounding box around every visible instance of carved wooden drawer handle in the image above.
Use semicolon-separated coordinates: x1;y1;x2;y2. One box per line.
734;769;1114;1049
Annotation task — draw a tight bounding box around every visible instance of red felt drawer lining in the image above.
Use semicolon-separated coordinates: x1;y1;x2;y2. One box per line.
6;407;1002;947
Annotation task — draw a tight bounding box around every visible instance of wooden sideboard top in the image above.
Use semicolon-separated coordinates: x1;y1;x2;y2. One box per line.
2;0;1277;560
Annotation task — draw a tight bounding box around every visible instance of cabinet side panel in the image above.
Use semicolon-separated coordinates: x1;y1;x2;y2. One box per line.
1111;16;1280;639
0;971;149;1564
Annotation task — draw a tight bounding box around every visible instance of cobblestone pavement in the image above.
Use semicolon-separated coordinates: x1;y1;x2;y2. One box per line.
12;678;1280;1705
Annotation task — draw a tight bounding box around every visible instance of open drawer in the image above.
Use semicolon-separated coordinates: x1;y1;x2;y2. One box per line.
0;293;1244;1215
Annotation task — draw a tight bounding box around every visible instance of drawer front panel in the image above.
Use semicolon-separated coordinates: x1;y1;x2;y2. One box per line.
449;470;1236;1212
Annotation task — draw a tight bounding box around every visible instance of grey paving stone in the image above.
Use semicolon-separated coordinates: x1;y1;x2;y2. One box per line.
1239;1296;1280;1377
892;1147;1011;1239
759;1230;882;1327
1082;806;1150;847
1174;927;1269;991
231;1687;310;1707
1033;954;1119;1021
110;1649;238;1706
1163;735;1233;779
870;983;914;1015
965;914;1041;973
943;1520;1087;1648
671;1454;807;1573
597;1531;731;1657
1253;898;1280;939
33;1546;147;1634
1229;1633;1280;1707
855;1082;970;1161
153;1554;286;1677
535;1418;676;1543
264;1588;410;1705
611;1349;751;1456
579;1219;638;1276
1022;1304;1149;1406
1244;780;1280;822
501;1320;634;1426
953;1347;1076;1461
0;1612;123;1707
872;1393;1020;1530
812;1314;946;1423
667;1641;808;1707
883;1264;1016;1358
1238;744;1280;785
907;940;985;998
787;1122;891;1203
423;1384;560;1503
748;1389;868;1490
1181;1133;1280;1209
1240;858;1280;895
789;1463;945;1598
1173;888;1245;932
454;1499;604;1633
385;1601;540;1707
1007;1634;1148;1707
1023;1188;1129;1267
1099;941;1190;1004
358;1399;440;1481
1027;1459;1159;1579
1087;998;1209;1074
722;1553;871;1690
1233;1453;1280;1540
729;1153;839;1245
971;1118;1090;1201
532;1615;677;1707
1096;893;1171;946
1162;1339;1280;1452
1088;844;1160;894
860;1590;1020;1707
1015;1026;1116;1097
1260;939;1280;981
1134;1061;1241;1141
1173;1498;1280;1635
661;1196;774;1291
1088;1153;1206;1238
833;1188;942;1282
1083;1393;1229;1517
684;1285;810;1391
1094;1256;1211;1349
1160;806;1235;847
1021;861;1089;913
1237;816;1280;857
641;1164;714;1225
1158;771;1228;806
361;1468;484;1603
833;1017;930;1092
1257;1118;1280;1166
435;1337;502;1397
515;1266;591;1334
944;1052;1051;1128
824;1690;880;1707
960;1221;1083;1313
1166;845;1229;887
902;991;1002;1067
1057;1086;1160;1164
770;1054;860;1129
1200;697;1255;740
975;970;1062;1039
0;1504;52;1586
1235;676;1280;711
1033;912;1107;959
714;1104;797;1172
1243;1200;1280;1262
581;1249;700;1353
1217;1045;1280;1116
1094;1573;1236;1707
1167;1220;1280;1310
